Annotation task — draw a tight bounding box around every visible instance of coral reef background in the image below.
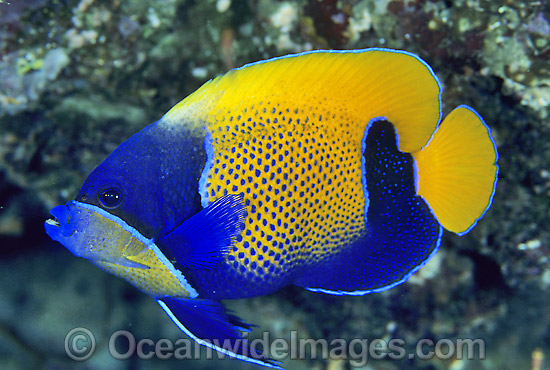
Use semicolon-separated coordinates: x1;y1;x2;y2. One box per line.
0;0;549;369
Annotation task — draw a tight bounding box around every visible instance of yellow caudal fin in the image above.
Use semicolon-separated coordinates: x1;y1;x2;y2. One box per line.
163;48;442;153
412;105;498;235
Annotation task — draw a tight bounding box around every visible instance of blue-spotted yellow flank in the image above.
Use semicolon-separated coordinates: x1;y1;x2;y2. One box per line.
45;48;498;368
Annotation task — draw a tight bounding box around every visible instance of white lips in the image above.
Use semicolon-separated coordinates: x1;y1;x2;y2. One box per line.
45;218;60;227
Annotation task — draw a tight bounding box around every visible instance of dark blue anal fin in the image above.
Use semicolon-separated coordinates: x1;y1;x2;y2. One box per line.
294;120;441;295
159;194;246;269
157;297;281;369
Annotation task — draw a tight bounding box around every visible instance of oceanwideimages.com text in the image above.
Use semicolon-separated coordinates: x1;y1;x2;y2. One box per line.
65;327;485;367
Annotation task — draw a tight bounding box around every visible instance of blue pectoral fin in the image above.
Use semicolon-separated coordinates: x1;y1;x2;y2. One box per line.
157;297;281;369
159;194;246;269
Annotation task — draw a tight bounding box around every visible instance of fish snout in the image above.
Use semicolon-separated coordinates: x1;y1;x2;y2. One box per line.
44;204;73;239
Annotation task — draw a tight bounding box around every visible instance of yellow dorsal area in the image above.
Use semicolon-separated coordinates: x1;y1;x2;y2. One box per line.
412;106;498;235
164;49;442;153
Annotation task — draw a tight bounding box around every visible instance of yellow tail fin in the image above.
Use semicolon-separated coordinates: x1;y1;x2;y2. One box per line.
412;105;498;235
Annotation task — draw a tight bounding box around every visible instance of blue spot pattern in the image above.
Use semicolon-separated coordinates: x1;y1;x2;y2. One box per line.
192;102;368;298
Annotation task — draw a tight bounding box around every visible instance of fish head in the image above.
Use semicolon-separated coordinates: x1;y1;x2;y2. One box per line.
43;126;160;265
44;120;206;267
67;122;203;241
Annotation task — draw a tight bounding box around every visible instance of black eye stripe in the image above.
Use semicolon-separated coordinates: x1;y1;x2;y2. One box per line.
99;188;123;209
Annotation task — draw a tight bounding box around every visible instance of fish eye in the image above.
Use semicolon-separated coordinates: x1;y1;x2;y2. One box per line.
99;187;123;209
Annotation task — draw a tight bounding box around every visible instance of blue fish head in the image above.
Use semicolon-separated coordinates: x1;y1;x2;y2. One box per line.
68;121;206;240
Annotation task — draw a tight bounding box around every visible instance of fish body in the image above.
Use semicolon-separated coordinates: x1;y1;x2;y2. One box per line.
45;48;498;368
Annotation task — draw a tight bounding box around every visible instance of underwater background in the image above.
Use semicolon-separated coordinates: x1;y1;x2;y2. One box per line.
0;0;549;369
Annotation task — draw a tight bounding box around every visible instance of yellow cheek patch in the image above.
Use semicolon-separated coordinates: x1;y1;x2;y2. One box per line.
69;201;197;299
94;247;192;298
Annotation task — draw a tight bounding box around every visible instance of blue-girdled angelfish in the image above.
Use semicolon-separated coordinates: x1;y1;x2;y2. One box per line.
44;48;498;368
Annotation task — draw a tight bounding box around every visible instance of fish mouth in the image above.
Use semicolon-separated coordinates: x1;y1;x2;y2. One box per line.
45;217;60;227
44;204;72;239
